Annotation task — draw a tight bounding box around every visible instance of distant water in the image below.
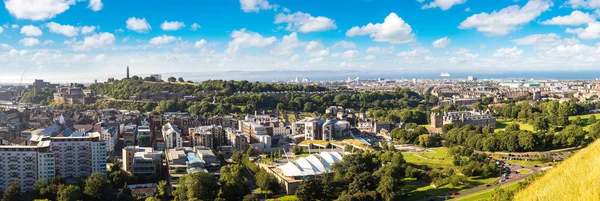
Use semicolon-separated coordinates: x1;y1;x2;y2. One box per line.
178;70;600;82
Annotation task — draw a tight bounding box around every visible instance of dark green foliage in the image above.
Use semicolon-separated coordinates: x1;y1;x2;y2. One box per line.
218;165;248;201
174;172;219;201
84;172;109;201
2;181;21;201
57;185;82;201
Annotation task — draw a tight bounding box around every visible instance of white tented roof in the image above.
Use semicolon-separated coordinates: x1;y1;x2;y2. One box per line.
277;152;345;177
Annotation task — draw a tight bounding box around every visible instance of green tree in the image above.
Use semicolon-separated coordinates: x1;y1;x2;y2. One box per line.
84;172;108;201
58;185;82;201
418;134;430;148
174;172;219;201
167;77;176;82
255;170;280;195
157;180;169;201
145;197;160;201
589;115;597;124
573;116;583;125
533;117;549;131
488;187;515;201
589;122;600;139
219;165;247;201
296;177;323;201
505;123;520;132
242;194;259;201
178;77;185;82
2;181;21;201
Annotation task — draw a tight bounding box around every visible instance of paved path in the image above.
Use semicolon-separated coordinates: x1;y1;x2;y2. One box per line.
450;164;540;200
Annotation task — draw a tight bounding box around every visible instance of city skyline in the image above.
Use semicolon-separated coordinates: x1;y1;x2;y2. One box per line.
2;0;600;82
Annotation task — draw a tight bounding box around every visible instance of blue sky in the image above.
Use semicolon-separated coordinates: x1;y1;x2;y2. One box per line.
1;0;600;82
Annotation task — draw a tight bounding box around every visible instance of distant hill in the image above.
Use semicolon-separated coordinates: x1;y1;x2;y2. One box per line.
514;140;600;201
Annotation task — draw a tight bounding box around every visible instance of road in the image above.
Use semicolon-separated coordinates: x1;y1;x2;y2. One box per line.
449;163;542;200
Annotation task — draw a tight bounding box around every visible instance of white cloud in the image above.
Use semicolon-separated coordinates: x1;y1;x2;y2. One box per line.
4;0;75;21
274;12;337;33
43;40;53;45
432;37;451;49
346;13;415;44
567;0;600;9
95;54;107;61
226;29;277;53
333;50;360;58
126;17;151;33
512;33;579;51
305;41;329;57
422;0;467;10
88;0;103;11
493;46;523;58
149;35;180;45
20;25;43;36
161;21;185;31
365;55;376;60
459;0;553;35
290;54;299;62
397;48;430;57
72;32;115;51
0;27;3;34
10;24;19;29
309;57;324;63
449;48;479;63
81;26;97;34
191;23;201;31
46;22;78;37
331;40;357;49
194;39;207;48
73;54;88;61
366;46;395;54
19;38;40;46
540;10;596;26
271;32;304;56
9;49;28;57
465;7;471;12
1;44;12;50
566;22;600;39
240;0;272;13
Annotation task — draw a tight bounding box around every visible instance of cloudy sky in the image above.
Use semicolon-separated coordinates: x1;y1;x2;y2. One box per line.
1;0;600;82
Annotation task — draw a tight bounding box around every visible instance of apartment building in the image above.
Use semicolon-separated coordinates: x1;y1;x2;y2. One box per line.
225;128;250;152
122;146;162;176
292;118;322;141
0;140;55;192
239;121;267;142
166;146;221;187
122;124;137;146
137;125;152;147
162;123;182;149
47;132;107;182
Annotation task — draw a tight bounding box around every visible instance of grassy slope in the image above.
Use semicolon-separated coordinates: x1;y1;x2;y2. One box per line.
514;139;600;201
455;181;520;201
495;118;535;132
568;113;600;131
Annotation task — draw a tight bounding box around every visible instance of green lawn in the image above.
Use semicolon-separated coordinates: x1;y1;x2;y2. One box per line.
403;176;500;201
267;195;297;201
569;113;600;131
454;181;520;201
517;169;532;174
495;119;535;132
403;147;453;167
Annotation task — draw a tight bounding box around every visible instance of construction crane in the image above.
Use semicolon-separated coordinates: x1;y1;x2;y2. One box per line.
14;70;25;104
19;70;26;86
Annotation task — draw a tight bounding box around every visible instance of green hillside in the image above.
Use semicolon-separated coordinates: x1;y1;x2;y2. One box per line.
514;139;600;201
